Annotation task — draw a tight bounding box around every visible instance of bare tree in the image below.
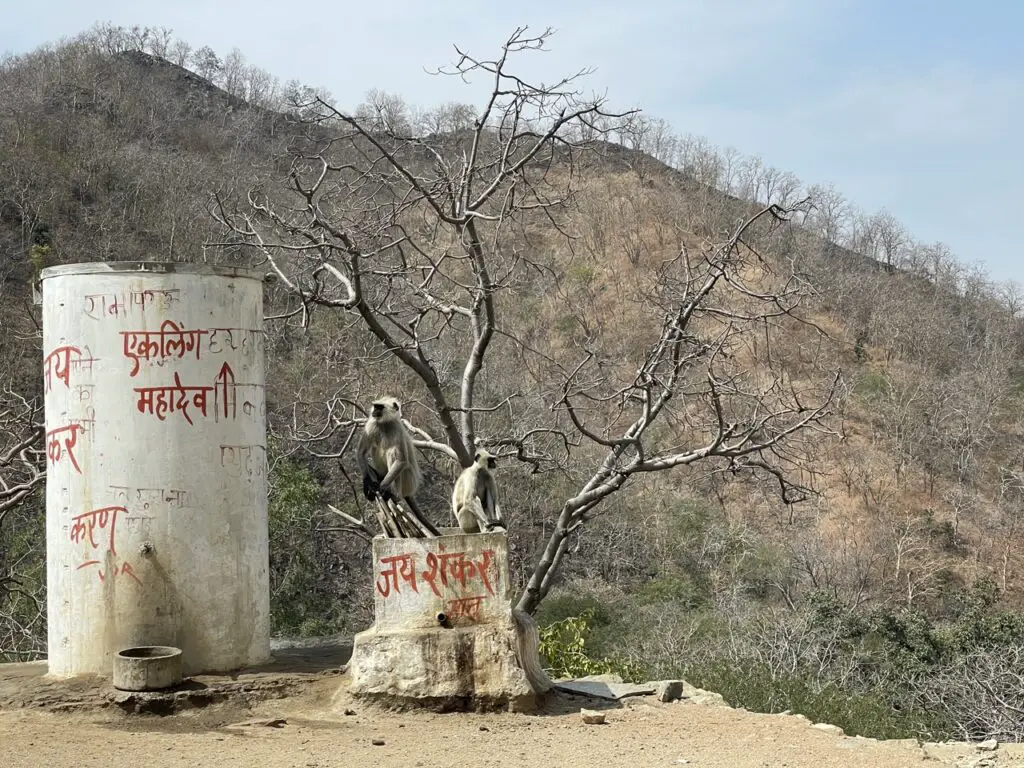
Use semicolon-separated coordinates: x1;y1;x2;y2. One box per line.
805;183;850;252
221;47;247;99
738;154;764;201
245;64;280;109
212;27;837;614
168;39;192;68
0;387;45;659
715;146;743;198
355;89;413;137
191;46;221;82
762;167;802;208
677;135;724;188
919;645;1024;741
144;27;173;59
997;280;1024;318
282;80;335;121
414;102;476;135
0;388;43;523
868;209;907;271
617;115;679;179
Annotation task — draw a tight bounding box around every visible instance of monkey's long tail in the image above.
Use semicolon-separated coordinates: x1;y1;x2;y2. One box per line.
400;496;441;537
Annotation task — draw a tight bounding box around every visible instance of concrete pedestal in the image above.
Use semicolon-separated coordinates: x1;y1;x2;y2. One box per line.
347;531;549;712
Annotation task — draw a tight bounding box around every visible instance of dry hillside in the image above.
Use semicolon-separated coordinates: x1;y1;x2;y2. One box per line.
2;23;1024;742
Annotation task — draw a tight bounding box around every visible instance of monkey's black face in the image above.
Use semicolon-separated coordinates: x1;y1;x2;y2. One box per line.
487;457;497;469
371;399;401;420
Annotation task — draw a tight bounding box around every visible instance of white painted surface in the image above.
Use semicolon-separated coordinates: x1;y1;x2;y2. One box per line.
371;530;510;631
41;263;270;677
350;531;545;707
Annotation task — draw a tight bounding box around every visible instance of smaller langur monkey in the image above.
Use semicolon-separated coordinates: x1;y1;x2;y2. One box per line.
357;396;438;535
452;449;506;533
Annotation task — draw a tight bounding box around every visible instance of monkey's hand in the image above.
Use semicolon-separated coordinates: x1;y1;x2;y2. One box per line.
362;475;380;501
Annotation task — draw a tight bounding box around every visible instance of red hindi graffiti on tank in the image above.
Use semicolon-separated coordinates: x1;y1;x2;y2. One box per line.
46;423;83;474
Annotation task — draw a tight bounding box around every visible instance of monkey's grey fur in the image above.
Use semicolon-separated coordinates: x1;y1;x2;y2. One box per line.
357;396;437;535
452;448;506;533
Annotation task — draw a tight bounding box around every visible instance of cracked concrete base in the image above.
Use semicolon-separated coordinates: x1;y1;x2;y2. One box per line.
347;621;542;713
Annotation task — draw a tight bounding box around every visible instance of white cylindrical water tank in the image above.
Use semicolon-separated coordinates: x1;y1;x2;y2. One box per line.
41;262;270;677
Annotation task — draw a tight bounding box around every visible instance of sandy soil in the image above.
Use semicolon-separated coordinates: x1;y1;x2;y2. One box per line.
3;665;1023;768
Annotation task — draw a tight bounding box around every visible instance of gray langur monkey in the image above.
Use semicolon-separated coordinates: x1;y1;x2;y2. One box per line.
357;396;438;534
452;448;507;533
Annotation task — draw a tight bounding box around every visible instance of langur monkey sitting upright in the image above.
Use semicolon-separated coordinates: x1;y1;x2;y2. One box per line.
357;396;438;535
452;448;507;533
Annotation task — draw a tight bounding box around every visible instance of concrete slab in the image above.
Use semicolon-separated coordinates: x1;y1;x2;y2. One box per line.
553;679;658;700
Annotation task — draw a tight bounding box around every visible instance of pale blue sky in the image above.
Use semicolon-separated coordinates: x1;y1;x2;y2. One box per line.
2;1;1021;286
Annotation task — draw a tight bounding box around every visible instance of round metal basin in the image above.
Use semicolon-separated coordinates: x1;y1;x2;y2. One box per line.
112;646;183;691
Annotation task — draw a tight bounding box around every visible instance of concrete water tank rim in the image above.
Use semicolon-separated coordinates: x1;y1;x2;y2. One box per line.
39;262;267;282
115;645;183;660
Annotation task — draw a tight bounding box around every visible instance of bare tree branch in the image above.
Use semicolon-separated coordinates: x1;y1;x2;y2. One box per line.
211;29;837;615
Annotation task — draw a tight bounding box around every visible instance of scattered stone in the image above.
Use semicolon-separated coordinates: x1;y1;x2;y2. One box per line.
576;674;623;684
371;738;386;746
656;680;685;703
343;708;356;716
580;708;607;725
810;723;845;735
679;682;727;708
976;739;999;752
479;726;490;732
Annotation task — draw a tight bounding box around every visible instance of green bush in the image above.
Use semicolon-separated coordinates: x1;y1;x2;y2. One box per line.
267;451;344;637
0;491;46;661
690;661;949;740
635;571;708;609
535;591;613;628
854;369;889;400
538;609;646;682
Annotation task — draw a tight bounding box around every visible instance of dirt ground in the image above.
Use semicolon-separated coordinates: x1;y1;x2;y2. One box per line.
2;648;1023;768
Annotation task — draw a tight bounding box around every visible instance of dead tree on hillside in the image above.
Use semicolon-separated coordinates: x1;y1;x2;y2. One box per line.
212;26;838;614
0;390;43;523
0;387;46;659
